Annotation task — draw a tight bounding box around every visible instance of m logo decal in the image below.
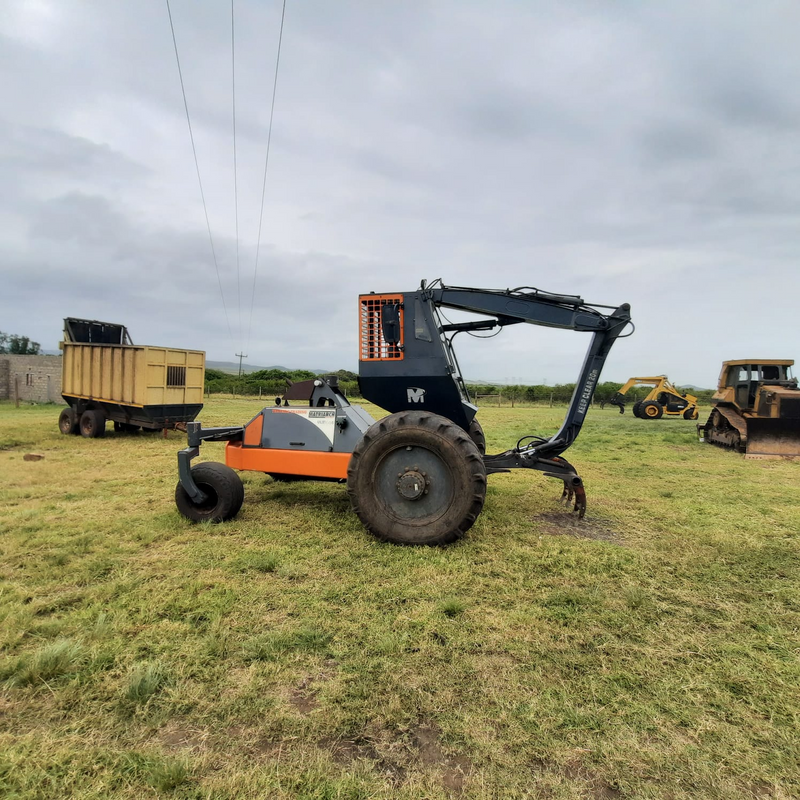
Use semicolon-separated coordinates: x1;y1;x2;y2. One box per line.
407;387;426;403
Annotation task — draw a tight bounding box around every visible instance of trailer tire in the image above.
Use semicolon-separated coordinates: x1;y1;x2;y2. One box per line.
640;401;663;420
175;462;244;523
58;408;79;435
467;418;486;455
632;401;643;418
347;411;486;546
79;409;106;438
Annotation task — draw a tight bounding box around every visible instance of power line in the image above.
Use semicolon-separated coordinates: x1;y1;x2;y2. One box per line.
165;0;235;346
231;0;242;348
246;0;288;355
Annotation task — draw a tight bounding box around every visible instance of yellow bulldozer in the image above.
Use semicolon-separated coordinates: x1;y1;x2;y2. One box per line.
609;376;699;420
699;360;800;458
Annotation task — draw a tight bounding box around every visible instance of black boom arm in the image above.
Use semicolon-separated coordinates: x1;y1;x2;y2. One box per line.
428;283;631;458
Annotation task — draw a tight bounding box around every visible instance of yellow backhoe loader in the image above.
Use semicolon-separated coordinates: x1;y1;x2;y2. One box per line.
699;360;800;458
609;376;699;420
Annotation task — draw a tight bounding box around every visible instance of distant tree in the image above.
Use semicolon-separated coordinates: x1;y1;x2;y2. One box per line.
289;369;317;382
249;368;290;382
334;369;358;382
0;331;41;355
204;368;230;381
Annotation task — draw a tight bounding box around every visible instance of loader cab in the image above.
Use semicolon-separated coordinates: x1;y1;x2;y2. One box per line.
657;391;688;412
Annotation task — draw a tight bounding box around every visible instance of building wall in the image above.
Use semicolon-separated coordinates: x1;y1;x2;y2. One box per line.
0;355;63;403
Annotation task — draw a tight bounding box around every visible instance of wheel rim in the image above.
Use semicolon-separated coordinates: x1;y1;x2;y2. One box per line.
191;482;220;514
373;444;454;524
645;405;659;417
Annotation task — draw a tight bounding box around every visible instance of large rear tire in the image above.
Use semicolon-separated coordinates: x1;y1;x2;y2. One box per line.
58;408;79;435
79;409;106;438
632;401;643;418
641;401;663;420
175;462;244;523
347;411;487;545
467;418;486;455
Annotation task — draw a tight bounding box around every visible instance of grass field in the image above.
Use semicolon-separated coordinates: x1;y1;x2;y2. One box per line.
1;398;798;799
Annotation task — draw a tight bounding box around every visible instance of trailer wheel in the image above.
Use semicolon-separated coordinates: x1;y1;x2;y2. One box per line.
347;411;487;545
79;410;106;438
467;418;486;455
640;401;663;420
175;462;244;523
58;408;79;435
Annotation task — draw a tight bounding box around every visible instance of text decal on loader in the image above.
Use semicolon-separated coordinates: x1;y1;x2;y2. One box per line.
577;369;599;416
407;387;426;403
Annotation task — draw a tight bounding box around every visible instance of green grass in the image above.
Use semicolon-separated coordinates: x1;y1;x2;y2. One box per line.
0;398;798;798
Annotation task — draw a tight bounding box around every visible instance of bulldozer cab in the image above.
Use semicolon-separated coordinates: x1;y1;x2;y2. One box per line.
725;363;794;409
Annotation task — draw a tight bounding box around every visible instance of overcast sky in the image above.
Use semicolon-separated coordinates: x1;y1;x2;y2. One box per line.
2;1;799;386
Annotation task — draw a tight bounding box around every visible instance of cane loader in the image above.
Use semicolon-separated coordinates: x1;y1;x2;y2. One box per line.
609;376;699;420
699;360;800;458
174;280;632;545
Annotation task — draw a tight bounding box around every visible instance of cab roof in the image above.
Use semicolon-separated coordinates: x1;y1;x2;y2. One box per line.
721;359;794;367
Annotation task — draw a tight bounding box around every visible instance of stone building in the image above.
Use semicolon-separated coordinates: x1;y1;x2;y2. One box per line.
0;355;63;404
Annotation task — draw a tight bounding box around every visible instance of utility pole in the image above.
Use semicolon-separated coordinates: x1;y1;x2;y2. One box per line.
235;352;248;377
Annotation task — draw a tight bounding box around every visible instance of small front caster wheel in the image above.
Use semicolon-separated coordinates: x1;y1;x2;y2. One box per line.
175;462;244;523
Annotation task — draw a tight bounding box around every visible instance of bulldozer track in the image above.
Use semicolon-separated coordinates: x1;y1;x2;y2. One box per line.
702;406;748;453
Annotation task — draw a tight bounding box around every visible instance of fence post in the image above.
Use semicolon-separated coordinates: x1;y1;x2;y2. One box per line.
14;376;20;407
549;392;553;407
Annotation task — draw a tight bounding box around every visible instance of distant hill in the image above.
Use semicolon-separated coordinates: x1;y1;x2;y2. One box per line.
206;361;330;375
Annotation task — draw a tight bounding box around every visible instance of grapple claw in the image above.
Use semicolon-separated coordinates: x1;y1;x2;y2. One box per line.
572;484;587;519
558;475;585;518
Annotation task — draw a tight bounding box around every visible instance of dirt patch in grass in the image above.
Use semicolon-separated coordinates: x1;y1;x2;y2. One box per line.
563;762;623;798
536;512;622;544
289;683;318;714
410;721;472;794
288;661;338;714
156;720;209;752
317;719;471;792
225;725;284;759
320;735;407;784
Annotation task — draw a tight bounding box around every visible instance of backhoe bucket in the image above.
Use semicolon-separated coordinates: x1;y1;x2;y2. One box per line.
744;419;800;459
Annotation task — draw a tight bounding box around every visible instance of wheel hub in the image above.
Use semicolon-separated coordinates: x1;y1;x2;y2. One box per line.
396;469;427;500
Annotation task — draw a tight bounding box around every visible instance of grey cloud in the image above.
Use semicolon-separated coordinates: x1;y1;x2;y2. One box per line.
639;121;718;164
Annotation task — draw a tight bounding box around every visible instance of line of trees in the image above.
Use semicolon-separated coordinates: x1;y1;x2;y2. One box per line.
0;331;41;355
205;368;360;398
204;369;715;406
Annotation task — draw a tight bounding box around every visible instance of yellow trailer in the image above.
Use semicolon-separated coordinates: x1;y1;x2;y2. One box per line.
58;318;205;438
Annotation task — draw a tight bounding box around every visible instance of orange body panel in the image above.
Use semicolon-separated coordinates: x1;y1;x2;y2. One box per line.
225;441;351;480
243;413;264;446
